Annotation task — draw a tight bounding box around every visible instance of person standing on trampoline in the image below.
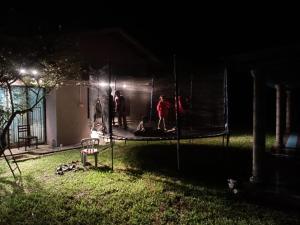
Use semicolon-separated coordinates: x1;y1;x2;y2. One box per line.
115;90;127;129
156;95;170;131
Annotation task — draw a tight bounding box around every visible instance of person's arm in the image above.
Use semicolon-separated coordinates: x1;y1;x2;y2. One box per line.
156;101;161;111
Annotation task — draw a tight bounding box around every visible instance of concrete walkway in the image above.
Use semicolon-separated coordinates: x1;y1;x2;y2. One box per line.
0;144;82;162
3;144;81;156
1;138;111;162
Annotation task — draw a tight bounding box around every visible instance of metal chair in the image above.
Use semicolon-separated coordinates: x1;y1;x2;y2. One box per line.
17;125;38;151
80;138;100;167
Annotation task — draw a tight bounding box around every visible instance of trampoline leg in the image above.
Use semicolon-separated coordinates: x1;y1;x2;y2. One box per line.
226;134;230;150
222;135;225;148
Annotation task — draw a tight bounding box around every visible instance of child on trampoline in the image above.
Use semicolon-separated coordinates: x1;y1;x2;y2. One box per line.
156;95;170;131
134;116;153;136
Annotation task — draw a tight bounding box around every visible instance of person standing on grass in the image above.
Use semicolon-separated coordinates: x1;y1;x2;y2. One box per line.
156;95;170;131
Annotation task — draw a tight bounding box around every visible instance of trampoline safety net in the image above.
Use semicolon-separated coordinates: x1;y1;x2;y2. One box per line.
89;64;228;141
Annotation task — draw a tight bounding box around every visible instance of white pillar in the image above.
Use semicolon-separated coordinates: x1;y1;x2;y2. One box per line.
250;70;266;183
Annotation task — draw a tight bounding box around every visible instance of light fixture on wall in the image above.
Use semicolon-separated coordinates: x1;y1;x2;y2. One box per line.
19;68;39;76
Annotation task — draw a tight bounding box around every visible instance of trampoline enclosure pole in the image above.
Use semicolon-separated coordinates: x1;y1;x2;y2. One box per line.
224;67;229;149
150;77;154;122
174;55;181;170
108;62;114;170
190;74;193;130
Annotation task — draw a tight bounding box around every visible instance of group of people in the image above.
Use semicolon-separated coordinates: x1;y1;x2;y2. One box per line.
93;90;127;134
93;90;190;136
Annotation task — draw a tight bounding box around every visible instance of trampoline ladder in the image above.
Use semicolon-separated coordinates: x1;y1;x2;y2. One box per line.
2;147;21;179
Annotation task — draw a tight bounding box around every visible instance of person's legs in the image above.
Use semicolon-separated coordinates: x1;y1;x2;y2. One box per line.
122;114;127;129
157;117;162;129
112;112;115;125
162;118;166;131
117;112;122;127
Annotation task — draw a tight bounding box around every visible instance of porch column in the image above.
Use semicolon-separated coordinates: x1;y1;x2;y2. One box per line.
285;90;291;134
275;84;285;149
250;70;266;183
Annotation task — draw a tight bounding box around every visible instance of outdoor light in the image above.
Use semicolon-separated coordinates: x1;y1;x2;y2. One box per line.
31;70;38;75
91;130;99;138
100;82;108;87
19;69;27;74
19;68;39;76
122;84;127;88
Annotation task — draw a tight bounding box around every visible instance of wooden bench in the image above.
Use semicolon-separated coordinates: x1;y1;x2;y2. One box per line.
80;138;100;167
17;125;38;151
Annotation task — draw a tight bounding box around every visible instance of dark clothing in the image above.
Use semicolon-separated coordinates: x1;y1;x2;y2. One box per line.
94;100;102;122
109;94;115;125
115;95;127;128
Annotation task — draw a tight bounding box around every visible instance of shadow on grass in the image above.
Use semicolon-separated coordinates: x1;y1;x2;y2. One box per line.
93;164;111;172
121;143;252;185
120;142;300;211
0;176;24;196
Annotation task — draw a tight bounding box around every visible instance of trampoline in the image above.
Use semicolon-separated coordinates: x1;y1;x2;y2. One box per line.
87;60;229;170
96;126;227;142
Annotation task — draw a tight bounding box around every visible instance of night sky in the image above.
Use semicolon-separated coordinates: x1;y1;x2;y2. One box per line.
1;3;300;60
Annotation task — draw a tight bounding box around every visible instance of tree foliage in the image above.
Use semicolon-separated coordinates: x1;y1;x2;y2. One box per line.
0;33;83;154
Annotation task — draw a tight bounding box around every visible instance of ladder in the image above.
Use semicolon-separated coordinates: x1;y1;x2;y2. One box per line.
2;146;21;179
0;128;21;179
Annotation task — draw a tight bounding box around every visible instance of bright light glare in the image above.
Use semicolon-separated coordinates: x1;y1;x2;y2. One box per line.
122;84;127;88
99;82;115;87
100;82;107;87
91;131;99;138
31;70;38;75
20;69;26;74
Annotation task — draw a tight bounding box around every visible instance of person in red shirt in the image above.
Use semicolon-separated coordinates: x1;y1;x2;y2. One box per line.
156;95;170;131
174;96;184;115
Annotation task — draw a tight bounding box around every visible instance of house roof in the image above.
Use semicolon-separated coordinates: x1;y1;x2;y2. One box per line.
60;28;164;77
224;44;300;89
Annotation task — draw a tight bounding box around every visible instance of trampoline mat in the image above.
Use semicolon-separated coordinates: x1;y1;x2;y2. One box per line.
98;126;227;141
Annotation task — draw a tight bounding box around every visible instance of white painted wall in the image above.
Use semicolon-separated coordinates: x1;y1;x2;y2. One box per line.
46;90;57;147
46;85;91;146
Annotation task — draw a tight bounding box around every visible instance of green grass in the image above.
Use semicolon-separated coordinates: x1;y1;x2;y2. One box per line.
0;133;299;225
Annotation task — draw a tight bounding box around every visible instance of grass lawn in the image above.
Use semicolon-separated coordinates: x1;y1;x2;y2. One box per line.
1;133;299;225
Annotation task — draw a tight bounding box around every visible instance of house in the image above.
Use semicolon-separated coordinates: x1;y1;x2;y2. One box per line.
2;28;228;158
46;28;162;147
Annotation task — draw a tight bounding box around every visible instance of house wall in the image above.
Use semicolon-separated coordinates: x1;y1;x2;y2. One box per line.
46;85;90;147
46;90;57;147
57;85;90;146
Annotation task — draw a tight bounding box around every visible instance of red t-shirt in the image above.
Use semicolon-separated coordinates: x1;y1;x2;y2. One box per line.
156;100;170;118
